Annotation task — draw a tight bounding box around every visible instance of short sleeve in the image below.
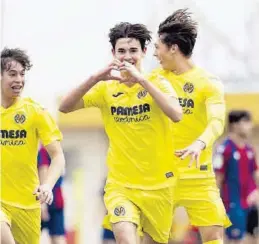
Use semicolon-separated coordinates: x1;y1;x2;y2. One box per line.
36;107;63;146
204;77;225;105
83;82;106;108
147;73;178;98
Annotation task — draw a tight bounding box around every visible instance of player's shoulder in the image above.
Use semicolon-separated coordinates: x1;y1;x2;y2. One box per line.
147;67;169;80
146;68;172;87
20;97;47;115
216;138;232;154
21;97;44;108
197;68;224;90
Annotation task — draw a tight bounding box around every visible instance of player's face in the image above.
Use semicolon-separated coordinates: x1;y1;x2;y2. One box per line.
154;36;176;71
113;38;146;70
1;61;25;99
236;119;253;138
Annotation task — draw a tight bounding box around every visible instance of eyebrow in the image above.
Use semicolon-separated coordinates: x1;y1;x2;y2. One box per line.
8;69;25;73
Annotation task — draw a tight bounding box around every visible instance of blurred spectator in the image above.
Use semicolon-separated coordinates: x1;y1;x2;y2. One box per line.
214;110;259;244
38;146;67;244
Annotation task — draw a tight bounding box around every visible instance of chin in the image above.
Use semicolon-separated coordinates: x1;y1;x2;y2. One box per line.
161;64;170;71
12;93;21;98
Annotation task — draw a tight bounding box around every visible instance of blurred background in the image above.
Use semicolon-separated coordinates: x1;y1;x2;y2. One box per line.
1;0;259;243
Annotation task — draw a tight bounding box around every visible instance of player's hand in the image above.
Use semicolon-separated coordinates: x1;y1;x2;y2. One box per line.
247;189;259;207
94;59;124;81
41;203;50;221
175;140;206;168
33;184;53;205
119;61;145;83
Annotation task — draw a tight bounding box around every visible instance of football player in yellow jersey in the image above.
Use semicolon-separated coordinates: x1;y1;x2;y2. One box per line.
0;48;65;244
59;22;183;244
151;9;231;244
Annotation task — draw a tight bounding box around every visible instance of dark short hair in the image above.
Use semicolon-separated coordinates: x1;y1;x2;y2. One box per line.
228;110;251;124
109;22;152;51
158;8;198;57
1;48;32;73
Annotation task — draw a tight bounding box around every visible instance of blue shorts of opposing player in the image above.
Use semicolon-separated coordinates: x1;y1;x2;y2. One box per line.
103;228;115;240
41;209;65;236
226;203;248;240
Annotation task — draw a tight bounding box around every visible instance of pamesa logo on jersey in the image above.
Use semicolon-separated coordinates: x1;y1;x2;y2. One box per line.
178;98;194;115
111;103;151;123
0;130;27;146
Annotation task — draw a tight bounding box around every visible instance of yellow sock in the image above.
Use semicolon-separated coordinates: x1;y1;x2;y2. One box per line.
203;240;223;244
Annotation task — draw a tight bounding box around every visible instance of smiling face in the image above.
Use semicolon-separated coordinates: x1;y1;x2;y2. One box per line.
1;60;25;99
154;36;177;71
112;37;146;71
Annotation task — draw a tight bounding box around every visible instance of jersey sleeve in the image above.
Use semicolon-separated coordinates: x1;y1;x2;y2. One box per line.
213;143;231;175
147;72;178;98
198;78;226;148
37;146;51;167
83;82;106;108
35;107;63;146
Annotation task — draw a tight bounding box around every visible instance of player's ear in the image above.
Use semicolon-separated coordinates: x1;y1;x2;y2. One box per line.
170;44;178;54
141;47;147;58
111;48;115;57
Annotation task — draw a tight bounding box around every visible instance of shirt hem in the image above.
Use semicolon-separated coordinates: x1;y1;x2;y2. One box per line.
106;178;177;190
0;200;41;209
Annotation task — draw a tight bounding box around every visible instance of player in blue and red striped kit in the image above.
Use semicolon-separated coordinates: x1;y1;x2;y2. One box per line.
214;110;259;244
38;146;66;244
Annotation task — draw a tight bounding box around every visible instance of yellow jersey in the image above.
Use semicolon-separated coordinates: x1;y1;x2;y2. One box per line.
151;67;225;179
83;77;177;189
0;97;62;209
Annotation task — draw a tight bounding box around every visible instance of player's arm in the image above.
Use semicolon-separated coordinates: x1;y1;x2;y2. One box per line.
120;62;182;122
198;79;225;148
175;78;225;166
138;77;182;122
38;165;48;184
215;174;224;189
34;108;65;204
43;141;65;189
59;60;123;113
59;76;98;113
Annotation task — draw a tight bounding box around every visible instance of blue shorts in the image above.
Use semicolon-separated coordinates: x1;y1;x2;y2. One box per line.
102;228;115;240
226;204;248;240
41;209;65;236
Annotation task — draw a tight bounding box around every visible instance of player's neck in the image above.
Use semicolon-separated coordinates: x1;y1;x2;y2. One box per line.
229;133;246;148
1;96;18;109
171;58;195;75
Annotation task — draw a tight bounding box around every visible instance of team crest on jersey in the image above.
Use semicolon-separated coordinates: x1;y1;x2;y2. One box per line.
137;90;147;99
114;206;125;216
183;82;194;93
14;113;26;124
233;151;240;160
